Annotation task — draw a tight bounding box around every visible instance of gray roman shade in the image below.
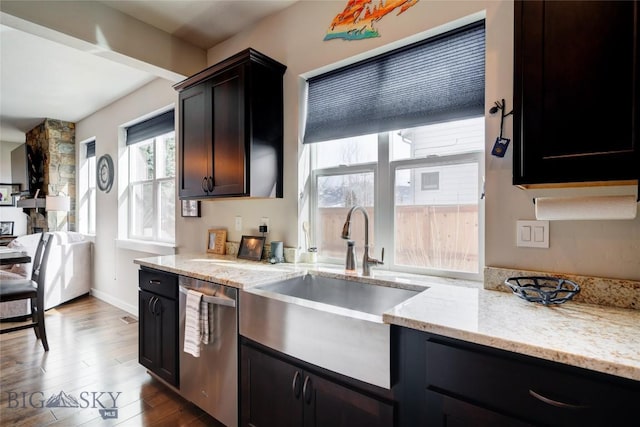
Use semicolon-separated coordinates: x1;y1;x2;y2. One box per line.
303;21;485;144
126;110;175;145
86;140;96;158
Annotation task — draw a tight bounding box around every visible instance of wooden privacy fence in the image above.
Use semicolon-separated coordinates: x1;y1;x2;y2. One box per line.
318;205;478;273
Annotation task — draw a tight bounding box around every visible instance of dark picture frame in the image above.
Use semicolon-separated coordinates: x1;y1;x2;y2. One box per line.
181;200;201;217
0;183;20;206
237;235;265;261
0;221;14;235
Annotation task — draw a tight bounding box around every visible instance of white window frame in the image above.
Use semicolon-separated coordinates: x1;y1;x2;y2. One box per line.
127;132;175;244
310;160;377;251
86;154;96;235
309;129;484;281
78;139;96;235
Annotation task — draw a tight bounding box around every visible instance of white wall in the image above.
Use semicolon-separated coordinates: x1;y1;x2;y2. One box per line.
173;0;639;281
0;140;28;235
75;78;176;314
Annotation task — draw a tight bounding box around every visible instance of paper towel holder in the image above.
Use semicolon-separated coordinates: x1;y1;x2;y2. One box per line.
531;184;640;204
533;195;638;220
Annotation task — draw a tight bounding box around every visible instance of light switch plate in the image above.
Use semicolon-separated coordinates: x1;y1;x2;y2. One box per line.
516;220;549;248
235;216;242;231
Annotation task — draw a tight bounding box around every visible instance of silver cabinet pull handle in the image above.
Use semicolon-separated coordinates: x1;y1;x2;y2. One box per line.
302;376;313;404
150;296;159;315
148;296;156;315
529;389;588;409
292;371;301;399
149;279;161;286
202;177;208;193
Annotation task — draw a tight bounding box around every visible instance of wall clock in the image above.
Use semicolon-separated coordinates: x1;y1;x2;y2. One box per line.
97;154;114;193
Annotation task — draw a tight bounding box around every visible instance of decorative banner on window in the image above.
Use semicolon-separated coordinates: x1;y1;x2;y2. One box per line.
324;0;419;41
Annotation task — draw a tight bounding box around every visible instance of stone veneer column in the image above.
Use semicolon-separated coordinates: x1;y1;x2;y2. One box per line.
25;119;76;232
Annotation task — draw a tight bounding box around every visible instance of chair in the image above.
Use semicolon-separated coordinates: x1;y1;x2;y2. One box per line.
0;233;53;351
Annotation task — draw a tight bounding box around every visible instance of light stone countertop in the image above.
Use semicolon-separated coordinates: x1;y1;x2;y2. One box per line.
384;282;640;382
134;253;640;382
134;253;307;288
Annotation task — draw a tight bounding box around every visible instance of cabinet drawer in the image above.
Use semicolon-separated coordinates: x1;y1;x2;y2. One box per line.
139;268;178;299
425;389;533;427
425;339;639;426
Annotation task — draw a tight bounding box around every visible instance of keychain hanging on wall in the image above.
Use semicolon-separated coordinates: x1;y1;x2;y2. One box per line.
489;99;513;157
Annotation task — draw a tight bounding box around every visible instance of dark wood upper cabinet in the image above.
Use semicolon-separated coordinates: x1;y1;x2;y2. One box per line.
513;0;639;187
174;49;286;199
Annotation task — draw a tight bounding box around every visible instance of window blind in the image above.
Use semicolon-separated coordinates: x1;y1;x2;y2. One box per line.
303;21;485;144
86;140;96;158
126;110;175;146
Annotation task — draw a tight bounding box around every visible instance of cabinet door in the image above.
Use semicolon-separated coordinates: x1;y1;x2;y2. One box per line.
425;390;533;427
138;290;157;370
179;83;211;198
306;372;394;427
240;344;303;427
138;291;178;386
514;0;639;185
155;294;178;386
210;66;246;196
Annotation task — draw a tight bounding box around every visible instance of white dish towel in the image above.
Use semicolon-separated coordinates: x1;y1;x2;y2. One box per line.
183;289;204;357
201;301;216;345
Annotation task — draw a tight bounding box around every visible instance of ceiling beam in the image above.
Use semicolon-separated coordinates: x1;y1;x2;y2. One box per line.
0;0;206;82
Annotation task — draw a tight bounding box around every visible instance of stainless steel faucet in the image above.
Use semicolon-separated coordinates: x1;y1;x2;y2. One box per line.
341;206;384;276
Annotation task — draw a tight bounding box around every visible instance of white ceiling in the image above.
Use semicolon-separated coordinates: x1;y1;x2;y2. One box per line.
0;0;297;144
0;24;156;143
100;0;297;50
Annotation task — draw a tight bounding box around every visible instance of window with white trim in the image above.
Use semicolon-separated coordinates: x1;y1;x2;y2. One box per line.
305;22;485;279
79;139;96;234
421;172;440;191
126;111;175;243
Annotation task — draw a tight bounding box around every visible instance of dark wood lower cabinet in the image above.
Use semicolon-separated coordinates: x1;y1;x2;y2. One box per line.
425;390;533;427
138;268;179;387
310;371;393;427
241;342;302;427
241;341;394;427
395;326;640;427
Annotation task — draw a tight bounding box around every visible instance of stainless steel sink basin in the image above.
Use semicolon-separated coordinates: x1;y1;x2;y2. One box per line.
240;273;424;389
256;274;420;316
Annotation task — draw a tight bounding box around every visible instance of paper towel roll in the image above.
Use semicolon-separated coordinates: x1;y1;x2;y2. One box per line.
535;195;638;220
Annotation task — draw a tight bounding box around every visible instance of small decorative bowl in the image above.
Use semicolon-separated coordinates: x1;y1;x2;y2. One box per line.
504;276;580;305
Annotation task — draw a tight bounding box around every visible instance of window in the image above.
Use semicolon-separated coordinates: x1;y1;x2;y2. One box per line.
305;22;485;279
126;110;175;243
421;172;440;191
79;140;96;234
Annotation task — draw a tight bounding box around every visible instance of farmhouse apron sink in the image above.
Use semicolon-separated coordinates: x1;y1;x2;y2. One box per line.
240;273;422;389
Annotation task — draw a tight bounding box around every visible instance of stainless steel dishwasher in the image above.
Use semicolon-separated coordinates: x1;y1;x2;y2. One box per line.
179;276;237;427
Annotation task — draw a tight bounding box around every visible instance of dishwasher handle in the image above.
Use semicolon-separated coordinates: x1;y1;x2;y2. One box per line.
179;286;236;308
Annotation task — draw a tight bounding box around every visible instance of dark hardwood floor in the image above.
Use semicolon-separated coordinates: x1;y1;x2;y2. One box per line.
0;295;220;426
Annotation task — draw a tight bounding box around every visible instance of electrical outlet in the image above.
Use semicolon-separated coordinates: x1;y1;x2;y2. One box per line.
260;217;270;228
235;216;242;231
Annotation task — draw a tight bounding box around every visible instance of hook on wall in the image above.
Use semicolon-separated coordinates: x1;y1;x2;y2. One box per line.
489;98;513;158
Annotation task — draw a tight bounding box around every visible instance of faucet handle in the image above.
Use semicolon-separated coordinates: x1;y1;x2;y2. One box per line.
368;247;384;266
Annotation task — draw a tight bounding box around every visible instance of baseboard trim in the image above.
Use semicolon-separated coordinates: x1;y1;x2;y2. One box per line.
90;288;138;316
